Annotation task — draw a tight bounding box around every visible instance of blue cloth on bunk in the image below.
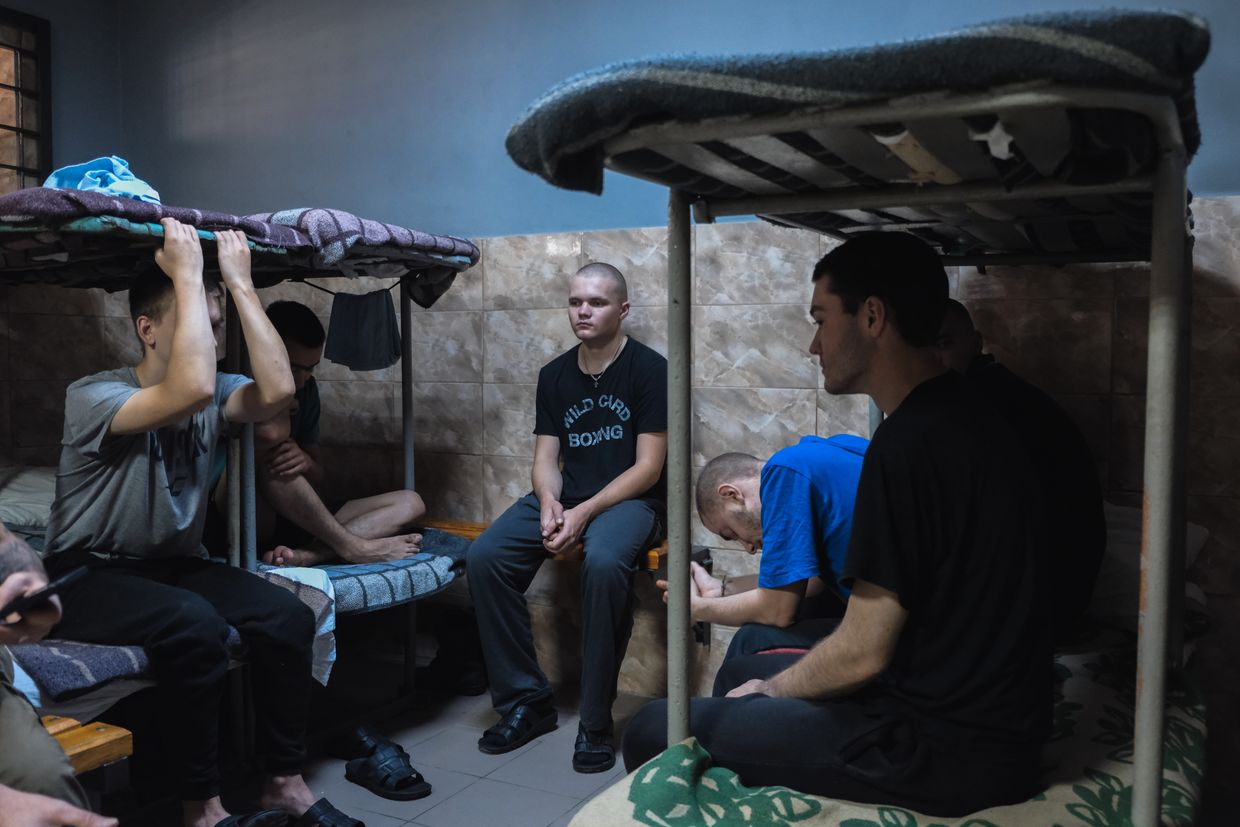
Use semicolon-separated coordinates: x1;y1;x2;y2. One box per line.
43;156;162;204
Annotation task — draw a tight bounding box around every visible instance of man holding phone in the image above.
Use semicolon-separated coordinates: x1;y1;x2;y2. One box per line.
0;522;116;826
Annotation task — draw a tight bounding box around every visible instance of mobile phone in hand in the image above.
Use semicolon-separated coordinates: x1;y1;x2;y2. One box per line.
0;566;87;621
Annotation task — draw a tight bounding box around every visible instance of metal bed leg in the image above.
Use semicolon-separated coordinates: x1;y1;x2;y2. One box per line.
401;277;415;491
402;602;418;695
241;422;256;571
666;189;692;743
226;296;242;569
1131;145;1189;827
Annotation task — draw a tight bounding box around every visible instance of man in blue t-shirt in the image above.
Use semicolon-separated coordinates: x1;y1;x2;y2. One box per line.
667;435;865;669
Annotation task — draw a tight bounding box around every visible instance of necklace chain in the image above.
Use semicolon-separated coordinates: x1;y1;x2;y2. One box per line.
581;336;626;388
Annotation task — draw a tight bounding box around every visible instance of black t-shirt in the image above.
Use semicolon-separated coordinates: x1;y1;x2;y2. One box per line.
842;371;1052;751
966;355;1106;641
534;337;667;510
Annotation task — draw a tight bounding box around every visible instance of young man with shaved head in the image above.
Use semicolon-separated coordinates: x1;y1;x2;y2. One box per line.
624;234;1051;817
468;262;667;774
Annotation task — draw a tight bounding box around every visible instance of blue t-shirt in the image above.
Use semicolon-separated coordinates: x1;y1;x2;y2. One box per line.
758;434;868;594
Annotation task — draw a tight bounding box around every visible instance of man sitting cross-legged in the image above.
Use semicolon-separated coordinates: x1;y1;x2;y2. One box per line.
42;220;364;827
214;299;424;567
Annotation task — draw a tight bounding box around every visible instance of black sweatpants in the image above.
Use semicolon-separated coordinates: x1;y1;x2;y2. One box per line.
622;653;1043;818
46;552;316;801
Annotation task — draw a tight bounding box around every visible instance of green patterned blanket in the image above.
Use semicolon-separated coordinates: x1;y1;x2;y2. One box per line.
576;649;1205;826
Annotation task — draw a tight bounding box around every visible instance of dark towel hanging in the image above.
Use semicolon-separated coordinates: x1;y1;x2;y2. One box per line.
324;288;402;371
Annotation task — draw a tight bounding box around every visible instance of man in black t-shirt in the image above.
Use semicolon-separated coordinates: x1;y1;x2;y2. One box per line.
623;234;1052;817
467;262;667;774
937;298;1105;641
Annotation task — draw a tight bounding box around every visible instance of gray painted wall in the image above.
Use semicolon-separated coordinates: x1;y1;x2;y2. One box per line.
24;0;1240;237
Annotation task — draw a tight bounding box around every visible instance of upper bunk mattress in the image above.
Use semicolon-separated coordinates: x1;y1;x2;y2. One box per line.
506;10;1210;264
0;188;480;306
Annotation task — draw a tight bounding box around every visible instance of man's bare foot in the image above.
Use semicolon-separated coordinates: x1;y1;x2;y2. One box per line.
342;532;422;563
183;797;230;827
261;545;332;567
259;773;317;817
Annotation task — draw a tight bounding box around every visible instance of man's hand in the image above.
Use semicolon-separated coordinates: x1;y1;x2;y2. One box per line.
0;785;117;826
0;572;61;646
214;229;254;295
266;439;313;480
690;561;723;598
539;498;564;541
153;217;204;284
656;569;704;613
725;678;775;699
543;504;589;553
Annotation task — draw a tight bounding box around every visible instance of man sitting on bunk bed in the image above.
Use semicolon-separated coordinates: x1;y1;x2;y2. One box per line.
207;299;425;567
936;298;1105;642
0;522;116;827
624;233;1051;817
40;219;365;827
658;436;866;676
468;262;667;775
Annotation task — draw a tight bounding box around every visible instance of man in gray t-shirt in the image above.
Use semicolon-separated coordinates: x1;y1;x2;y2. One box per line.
42;219;365;827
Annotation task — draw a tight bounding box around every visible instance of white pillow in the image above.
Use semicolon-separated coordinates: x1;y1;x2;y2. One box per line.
0;467;57;532
1089;502;1210;632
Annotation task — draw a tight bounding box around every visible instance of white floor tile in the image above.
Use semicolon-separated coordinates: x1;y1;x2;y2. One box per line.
414;778;579;827
487;733;624;799
405;723;545;777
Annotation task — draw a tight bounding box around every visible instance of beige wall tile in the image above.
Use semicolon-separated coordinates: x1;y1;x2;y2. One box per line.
1111;394;1240;498
409;381;483;454
408;309;483;383
316;443;397;501
482;233;581;310
483;383;537;458
957;263;1115;300
1191;198;1240;298
693;304;817;388
483;308;577;385
483;454;533;522
968;298;1112;394
1189;497;1240;596
692;387;816;466
694;220;820;306
816;390;870;438
426;266;484;311
580;227;668;307
415;451;484;522
317;380;400;445
9;315;140;381
623;304;668;358
10;380;69;456
1191;299;1240;397
7;285;127;316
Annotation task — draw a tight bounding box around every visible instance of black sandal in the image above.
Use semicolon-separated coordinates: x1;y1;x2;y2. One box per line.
344;735;432;801
572;723;616;773
293;798;364;827
478;700;557;755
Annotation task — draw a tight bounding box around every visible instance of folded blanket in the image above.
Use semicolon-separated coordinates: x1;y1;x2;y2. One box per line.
507;10;1209;195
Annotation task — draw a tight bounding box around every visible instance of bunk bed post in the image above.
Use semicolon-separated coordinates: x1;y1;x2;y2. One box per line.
666;188;693;742
1130;141;1189;827
226;295;243;569
400;276;415;491
241;422;257;571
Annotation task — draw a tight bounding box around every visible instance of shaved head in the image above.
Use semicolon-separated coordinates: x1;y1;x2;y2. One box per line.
696;453;762;519
574;261;628;303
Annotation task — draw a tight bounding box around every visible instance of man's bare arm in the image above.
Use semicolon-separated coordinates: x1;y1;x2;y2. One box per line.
732;580;906;700
693;580;806;627
218;231;294;424
111;219;215;435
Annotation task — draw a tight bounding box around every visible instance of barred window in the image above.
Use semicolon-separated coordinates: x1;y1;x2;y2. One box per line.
0;7;49;194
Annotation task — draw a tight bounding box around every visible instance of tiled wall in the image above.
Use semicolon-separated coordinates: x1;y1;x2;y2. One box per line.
1;199;1238;806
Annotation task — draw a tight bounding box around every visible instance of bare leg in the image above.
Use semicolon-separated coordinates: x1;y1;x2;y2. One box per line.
334;490;426;540
259;773;318;819
257;473;421;566
183;796;230;827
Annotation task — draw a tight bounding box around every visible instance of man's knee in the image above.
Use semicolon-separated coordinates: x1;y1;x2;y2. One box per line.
621;699;669;771
250;582;316;646
398;490;426;524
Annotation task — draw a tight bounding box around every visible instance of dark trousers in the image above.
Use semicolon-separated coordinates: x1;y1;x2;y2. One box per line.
716;617;840;694
46;552;316;801
623;653;1042;818
466;494;660;733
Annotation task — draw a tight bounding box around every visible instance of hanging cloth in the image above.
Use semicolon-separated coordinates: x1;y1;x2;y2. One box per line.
324;288;402;371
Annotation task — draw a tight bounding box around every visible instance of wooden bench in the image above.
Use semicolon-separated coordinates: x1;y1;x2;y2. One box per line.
422;518;668;570
41;715;133;775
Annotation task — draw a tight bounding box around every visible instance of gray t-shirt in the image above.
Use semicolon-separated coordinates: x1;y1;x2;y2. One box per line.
44;367;252;559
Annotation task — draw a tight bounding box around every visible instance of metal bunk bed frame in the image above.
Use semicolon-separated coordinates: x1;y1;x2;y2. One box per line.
602;86;1191;827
